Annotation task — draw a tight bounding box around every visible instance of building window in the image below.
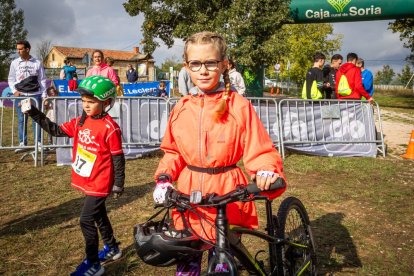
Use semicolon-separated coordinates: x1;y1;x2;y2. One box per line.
52;54;55;61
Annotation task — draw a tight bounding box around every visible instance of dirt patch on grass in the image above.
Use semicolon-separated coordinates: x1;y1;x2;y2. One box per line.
380;108;414;156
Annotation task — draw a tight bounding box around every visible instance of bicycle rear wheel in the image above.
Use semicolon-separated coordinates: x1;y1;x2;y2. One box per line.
275;197;317;276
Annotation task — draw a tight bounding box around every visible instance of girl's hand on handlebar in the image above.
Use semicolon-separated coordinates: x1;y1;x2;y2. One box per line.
153;182;174;204
251;171;280;191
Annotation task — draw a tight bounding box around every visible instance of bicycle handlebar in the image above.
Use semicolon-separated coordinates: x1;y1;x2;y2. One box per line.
162;178;286;208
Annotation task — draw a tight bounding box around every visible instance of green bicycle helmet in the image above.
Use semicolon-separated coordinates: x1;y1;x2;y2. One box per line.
77;75;116;109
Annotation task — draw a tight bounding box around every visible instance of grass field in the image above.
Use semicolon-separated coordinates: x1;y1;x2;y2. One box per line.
1;89;413;275
0;151;413;275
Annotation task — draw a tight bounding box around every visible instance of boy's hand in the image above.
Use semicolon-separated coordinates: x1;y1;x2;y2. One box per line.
112;185;124;199
21;98;32;113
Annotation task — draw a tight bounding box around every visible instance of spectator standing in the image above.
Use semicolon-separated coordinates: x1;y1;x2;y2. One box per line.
44;86;58;145
356;58;374;98
63;59;77;81
44;86;58;123
105;57;123;96
24;76;125;276
227;59;246;96
302;52;326;99
126;64;138;83
86;50;119;86
8;40;46;152
105;57;114;67
177;66;194;96
322;54;343;99
155;80;168;97
336;53;373;102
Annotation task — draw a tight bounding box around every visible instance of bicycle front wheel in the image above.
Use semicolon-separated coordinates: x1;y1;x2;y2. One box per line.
275;197;317;276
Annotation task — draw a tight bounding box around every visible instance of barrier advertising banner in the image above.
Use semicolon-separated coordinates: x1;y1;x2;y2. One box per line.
54;80;170;97
53;98;379;165
123;81;170;97
54;98;168;165
53;80;81;97
279;102;377;157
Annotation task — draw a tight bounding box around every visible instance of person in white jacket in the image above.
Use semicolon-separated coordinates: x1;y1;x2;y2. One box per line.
8;40;47;152
227;59;246;96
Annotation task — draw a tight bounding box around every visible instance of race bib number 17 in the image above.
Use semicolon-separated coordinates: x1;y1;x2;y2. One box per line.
72;145;97;177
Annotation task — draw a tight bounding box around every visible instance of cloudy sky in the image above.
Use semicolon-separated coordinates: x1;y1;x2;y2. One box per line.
15;0;410;74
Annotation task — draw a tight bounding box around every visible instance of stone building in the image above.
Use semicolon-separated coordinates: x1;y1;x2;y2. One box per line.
45;46;155;82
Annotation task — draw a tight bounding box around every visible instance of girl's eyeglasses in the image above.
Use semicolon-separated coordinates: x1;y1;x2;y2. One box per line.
187;60;222;72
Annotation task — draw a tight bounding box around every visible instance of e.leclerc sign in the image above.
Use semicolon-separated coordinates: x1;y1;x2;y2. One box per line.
290;0;414;23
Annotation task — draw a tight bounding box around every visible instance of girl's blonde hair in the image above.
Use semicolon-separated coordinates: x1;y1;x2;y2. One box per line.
184;31;231;122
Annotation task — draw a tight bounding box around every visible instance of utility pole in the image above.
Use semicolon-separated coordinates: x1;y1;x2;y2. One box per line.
405;73;414;94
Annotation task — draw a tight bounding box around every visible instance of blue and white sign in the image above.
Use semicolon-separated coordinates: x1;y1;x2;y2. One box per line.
122;81;170;97
53;80;81;97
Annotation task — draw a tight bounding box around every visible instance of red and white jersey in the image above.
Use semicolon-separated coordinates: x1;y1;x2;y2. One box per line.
60;114;123;196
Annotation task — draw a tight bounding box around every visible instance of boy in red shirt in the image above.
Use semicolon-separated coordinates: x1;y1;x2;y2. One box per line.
23;76;125;276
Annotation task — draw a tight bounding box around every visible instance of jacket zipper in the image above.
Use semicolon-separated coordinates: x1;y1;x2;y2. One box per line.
198;95;205;236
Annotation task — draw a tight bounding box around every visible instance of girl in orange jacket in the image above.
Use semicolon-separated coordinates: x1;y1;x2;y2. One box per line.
153;31;286;276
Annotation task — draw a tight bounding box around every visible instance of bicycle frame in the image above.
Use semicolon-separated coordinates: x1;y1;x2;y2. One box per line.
208;195;312;275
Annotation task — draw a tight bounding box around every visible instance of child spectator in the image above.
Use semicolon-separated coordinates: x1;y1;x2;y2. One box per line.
156;80;168;97
24;76;125;276
44;86;58;145
227;59;246;96
152;31;286;275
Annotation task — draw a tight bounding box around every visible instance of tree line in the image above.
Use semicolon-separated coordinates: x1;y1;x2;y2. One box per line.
375;64;413;86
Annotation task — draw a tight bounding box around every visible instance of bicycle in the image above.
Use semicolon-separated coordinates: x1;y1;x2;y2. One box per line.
134;178;317;275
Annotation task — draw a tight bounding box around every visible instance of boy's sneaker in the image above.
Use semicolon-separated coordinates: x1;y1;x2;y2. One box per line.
70;259;104;276
98;244;122;263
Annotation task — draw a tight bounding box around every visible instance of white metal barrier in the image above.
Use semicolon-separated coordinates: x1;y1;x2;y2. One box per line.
0;96;386;166
0;96;42;166
278;99;385;158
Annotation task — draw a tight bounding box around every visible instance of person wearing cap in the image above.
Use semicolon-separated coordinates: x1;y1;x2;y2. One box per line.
23;76;125;276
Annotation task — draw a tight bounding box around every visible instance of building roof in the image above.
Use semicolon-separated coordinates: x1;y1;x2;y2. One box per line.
51;46;153;61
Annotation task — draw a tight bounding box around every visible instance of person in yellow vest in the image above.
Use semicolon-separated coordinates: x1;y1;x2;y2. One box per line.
302;52;328;99
335;53;373;103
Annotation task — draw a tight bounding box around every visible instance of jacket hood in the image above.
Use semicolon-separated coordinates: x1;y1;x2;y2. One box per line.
339;62;356;74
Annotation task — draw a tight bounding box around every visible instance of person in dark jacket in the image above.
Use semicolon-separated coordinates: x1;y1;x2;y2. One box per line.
322;54;343;99
126;64;138;83
302;52;327;99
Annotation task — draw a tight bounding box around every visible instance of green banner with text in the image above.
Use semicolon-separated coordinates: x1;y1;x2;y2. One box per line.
290;0;414;23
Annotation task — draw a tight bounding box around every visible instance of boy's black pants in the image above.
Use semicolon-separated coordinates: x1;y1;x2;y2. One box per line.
80;195;116;263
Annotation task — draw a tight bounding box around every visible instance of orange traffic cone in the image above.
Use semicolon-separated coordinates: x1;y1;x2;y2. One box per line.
270;86;274;95
401;130;414;159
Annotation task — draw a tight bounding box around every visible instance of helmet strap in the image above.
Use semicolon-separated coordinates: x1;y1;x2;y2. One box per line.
79;110;87;127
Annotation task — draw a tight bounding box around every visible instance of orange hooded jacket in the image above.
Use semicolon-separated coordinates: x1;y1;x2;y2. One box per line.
154;86;286;240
